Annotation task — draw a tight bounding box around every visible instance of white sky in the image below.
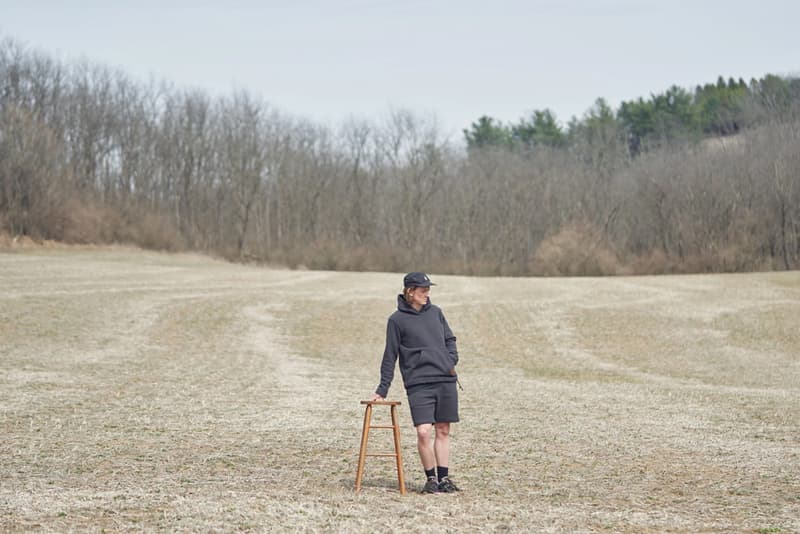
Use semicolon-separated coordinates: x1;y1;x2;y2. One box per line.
3;0;799;138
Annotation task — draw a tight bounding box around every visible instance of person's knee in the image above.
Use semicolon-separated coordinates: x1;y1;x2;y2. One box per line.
416;424;433;441
434;422;450;437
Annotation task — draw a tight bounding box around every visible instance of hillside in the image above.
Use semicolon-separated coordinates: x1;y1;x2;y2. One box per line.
3;38;800;275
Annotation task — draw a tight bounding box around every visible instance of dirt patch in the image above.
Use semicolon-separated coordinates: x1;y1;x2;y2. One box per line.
1;249;798;532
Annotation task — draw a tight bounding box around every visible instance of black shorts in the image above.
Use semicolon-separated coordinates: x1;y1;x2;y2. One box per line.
406;381;459;427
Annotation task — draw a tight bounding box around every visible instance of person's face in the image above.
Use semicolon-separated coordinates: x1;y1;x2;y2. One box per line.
409;286;430;308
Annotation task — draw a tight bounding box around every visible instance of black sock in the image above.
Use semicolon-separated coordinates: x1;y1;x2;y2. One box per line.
425;467;436;480
437;466;448;481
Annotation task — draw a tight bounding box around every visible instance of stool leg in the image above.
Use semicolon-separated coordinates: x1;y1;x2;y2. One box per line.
390;404;406;495
355;403;372;492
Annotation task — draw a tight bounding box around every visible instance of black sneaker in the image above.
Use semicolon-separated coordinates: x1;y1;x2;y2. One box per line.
421;476;439;494
438;477;460;493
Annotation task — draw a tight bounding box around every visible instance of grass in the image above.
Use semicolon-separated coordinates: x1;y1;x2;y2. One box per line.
1;247;799;532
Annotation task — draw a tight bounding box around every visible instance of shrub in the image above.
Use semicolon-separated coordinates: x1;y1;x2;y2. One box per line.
530;221;623;276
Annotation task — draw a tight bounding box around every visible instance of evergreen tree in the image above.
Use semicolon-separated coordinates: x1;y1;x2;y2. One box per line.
511;109;565;149
751;74;794;116
695;76;748;135
568;98;624;165
617;97;655;154
463;115;512;149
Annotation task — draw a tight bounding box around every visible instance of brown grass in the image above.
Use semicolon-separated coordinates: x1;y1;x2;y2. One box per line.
1;247;798;532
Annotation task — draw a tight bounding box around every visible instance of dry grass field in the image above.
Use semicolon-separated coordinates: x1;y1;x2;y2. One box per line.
1;246;798;533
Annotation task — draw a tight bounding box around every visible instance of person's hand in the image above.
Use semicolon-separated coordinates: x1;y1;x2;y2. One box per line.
370;392;384;401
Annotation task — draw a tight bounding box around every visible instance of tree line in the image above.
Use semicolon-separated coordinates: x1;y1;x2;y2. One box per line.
1;37;799;275
464;75;799;153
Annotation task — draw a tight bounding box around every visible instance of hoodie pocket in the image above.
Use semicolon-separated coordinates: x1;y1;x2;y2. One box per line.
419;349;453;375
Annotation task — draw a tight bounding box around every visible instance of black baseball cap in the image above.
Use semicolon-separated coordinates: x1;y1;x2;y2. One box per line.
403;272;436;288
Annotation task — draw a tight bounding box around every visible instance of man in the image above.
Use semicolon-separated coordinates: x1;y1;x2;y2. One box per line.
371;272;461;493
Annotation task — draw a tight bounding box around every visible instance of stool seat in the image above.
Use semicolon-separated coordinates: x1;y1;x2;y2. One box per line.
355;400;406;494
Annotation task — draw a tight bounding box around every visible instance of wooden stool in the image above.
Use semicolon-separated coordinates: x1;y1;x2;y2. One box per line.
355;400;406;494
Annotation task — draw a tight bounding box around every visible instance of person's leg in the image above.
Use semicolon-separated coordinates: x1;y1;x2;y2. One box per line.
434;422;459;491
433;382;461;492
433;422;450;469
416;423;440;493
416;423;436;470
433;381;459;473
408;385;440;492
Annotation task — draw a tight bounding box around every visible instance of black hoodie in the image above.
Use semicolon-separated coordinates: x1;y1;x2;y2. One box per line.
376;294;459;398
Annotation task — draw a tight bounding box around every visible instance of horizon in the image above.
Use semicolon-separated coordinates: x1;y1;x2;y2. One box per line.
3;1;799;138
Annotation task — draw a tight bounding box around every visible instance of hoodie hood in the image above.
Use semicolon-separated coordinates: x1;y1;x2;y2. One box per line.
396;294;430;314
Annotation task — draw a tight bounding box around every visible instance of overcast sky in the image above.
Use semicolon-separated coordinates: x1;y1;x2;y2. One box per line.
3;0;799;138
